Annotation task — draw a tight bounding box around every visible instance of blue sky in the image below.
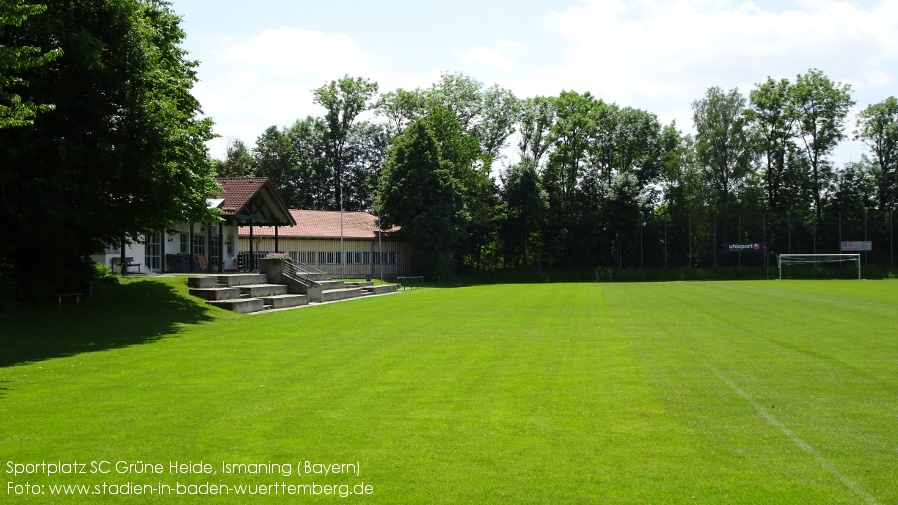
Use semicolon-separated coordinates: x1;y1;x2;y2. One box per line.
172;0;896;165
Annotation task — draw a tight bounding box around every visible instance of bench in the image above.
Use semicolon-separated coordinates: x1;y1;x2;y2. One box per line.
112;256;142;274
53;293;84;305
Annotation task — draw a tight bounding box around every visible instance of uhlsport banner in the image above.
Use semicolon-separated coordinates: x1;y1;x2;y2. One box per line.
726;242;764;253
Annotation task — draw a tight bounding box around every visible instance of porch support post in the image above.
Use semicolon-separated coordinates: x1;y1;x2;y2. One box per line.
120;236;126;275
249;221;254;271
275;225;279;253
218;221;224;273
206;222;212;272
189;223;195;272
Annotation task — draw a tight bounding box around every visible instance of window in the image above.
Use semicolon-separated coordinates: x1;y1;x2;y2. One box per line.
179;233;188;253
104;244;120;254
193;234;205;255
209;236;220;269
292;251;315;264
319;251;342;264
348;252;364;264
372;252;396;264
226;235;234;256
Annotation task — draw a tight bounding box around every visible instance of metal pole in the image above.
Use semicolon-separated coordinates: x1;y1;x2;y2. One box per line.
640;223;644;269
340;184;345;280
664;216;670;269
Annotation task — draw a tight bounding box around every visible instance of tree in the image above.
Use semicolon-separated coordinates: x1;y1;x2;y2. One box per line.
0;1;61;128
313;75;378;210
374;87;425;136
517;95;555;167
284;117;331;210
790;69;854;219
253;126;298;205
501;160;546;266
747;77;796;211
855;96;898;210
341;120;389;211
692;87;755;210
215;138;254;177
0;0;218;300
377;120;465;279
827;157;876;214
474;84;519;169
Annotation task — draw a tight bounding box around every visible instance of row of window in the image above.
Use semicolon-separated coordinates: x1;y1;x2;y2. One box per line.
291;251;397;265
180;233;234;256
106;232;235;257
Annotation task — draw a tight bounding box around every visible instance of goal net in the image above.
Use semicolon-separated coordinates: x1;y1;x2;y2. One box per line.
777;254;861;279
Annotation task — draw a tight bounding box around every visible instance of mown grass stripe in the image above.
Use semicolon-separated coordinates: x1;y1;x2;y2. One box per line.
703;359;880;505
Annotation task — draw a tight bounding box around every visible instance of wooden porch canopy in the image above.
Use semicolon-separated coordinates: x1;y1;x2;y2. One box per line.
215;178;295;269
216;177;295;227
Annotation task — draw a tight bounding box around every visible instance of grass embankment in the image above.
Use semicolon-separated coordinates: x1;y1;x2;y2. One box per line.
1;278;896;503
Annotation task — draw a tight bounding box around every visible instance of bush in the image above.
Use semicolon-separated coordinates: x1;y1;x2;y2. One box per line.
92;263;121;287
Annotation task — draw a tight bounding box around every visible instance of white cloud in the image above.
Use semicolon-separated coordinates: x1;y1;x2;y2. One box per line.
223;27;376;79
460;40;521;73
502;0;898;138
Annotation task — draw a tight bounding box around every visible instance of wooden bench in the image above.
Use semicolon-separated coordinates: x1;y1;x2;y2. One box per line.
112;256;142;274
53;293;84;305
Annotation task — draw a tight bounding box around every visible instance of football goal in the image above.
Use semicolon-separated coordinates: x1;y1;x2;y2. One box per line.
777;254;861;280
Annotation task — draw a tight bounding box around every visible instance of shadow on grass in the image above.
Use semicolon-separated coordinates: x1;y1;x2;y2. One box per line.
0;280;215;368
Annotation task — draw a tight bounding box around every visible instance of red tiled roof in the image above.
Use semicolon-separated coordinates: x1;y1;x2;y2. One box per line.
239;209;399;239
215;178;269;215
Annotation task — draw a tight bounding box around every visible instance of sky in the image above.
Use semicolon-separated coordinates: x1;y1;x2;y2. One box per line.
172;0;898;166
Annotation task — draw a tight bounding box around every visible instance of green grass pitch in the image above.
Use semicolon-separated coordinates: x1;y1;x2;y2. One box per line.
1;278;896;503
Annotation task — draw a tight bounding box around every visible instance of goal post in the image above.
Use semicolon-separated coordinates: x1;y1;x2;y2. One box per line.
776;254;861;280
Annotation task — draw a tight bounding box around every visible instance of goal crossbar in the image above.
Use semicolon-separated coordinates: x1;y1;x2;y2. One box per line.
777;254;861;279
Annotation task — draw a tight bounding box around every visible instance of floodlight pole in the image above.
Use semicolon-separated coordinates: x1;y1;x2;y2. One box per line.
339;171;345;281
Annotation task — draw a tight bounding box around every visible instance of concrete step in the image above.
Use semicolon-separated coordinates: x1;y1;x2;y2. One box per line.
206;298;264;313
262;294;308;309
362;284;399;295
346;281;374;288
320;287;362;302
189;287;240;301
318;280;345;290
239;284;288;297
217;274;268;286
187;276;218;288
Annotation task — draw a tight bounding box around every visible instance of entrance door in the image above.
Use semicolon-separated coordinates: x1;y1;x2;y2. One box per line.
145;230;162;273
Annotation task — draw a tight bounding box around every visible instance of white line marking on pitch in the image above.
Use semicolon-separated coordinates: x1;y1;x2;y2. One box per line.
703;360;879;505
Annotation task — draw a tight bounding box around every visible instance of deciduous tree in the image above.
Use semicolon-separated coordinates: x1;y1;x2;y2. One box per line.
0;0;218;300
855;96;898;210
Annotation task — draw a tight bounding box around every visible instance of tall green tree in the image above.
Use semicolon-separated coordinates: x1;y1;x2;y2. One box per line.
855;96;898;210
0;1;61;128
747;77;796;211
0;0;218;299
692;86;755;210
790;69;854;219
377;120;466;279
253;125;298;205
374;87;425;136
313;75;378;210
215;138;254;177
517;95;555;168
342;120;389;211
284;116;331;209
500;160;546;267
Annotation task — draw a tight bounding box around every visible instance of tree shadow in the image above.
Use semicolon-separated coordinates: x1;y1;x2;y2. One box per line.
0;280;215;368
